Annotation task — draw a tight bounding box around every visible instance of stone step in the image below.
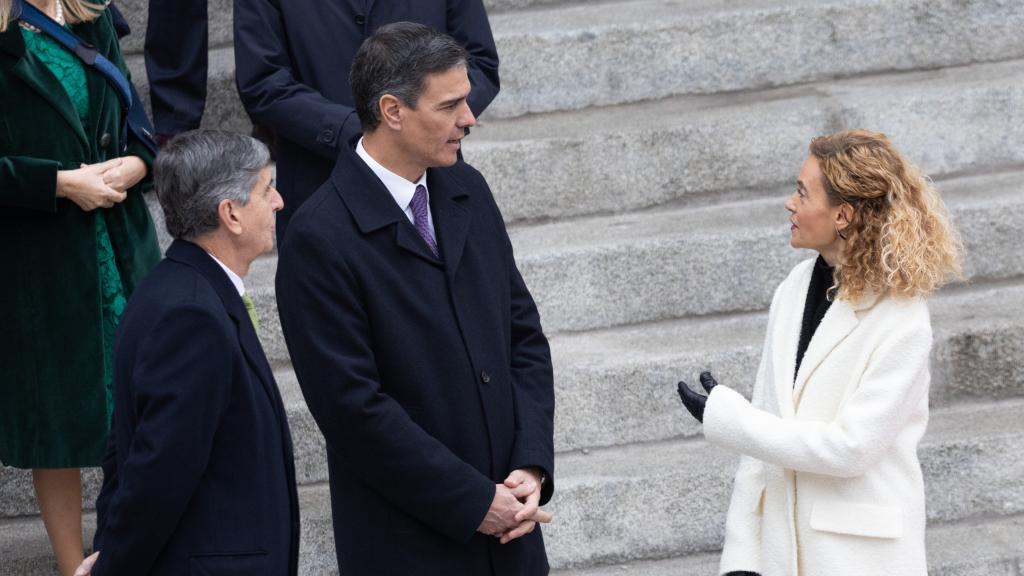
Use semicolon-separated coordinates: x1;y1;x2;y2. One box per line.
116;0;1024;123
540;398;1024;569
483;0;1024;119
467;57;1024;224
4;276;1023;518
127;53;1024;226
549;514;1024;576
4;400;1024;573
244;167;1024;346
113;0;560;57
503;167;1024;332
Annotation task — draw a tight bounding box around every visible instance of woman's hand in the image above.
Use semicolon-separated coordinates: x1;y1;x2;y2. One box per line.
99;156;147;192
677;371;719;423
56;162;126;211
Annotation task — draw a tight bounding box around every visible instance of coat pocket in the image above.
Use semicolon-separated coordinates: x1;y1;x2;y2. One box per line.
809;500;903;539
190;550;269;576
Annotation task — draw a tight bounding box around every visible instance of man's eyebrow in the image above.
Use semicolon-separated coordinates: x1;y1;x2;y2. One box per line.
438;95;467;107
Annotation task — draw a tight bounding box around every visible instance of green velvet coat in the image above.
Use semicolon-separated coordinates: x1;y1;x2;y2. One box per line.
0;9;160;468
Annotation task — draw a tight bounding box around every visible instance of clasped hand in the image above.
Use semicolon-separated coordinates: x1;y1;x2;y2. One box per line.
677;371;719;423
57;156;147;212
477;467;551;544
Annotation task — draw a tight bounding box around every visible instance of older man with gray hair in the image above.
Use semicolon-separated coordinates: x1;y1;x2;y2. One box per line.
77;130;299;576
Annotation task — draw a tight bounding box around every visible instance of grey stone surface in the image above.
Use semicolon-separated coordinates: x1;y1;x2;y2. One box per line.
5;402;1024;573
539;400;1024;568
115;0;234;56
551;515;1024;575
466;58;1024;224
500;169;1024;332
484;0;1024;118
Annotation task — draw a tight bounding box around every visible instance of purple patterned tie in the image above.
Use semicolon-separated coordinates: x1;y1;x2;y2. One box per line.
410;184;438;258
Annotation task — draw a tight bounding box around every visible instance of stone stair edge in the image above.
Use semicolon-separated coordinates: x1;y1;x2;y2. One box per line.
4;399;1024;572
241;166;1024;335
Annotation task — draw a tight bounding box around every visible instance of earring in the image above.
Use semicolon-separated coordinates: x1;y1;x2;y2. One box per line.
835;224;848;240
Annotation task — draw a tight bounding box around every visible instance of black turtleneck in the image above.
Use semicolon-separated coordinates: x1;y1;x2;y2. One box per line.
794;255;835;382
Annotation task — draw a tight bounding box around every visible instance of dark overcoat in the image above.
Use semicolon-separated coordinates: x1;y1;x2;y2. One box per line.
276;139;554;575
0;9;160;468
233;0;500;239
92;240;300;576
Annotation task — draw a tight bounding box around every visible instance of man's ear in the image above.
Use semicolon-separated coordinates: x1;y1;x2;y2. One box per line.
218;198;243;236
379;94;403;131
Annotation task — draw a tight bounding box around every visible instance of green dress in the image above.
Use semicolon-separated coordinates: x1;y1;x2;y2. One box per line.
20;25;126;437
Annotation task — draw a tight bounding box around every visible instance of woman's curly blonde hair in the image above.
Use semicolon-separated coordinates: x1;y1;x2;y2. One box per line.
810;129;964;301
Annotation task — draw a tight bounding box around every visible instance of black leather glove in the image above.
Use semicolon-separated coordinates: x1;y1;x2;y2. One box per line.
677;371;719;423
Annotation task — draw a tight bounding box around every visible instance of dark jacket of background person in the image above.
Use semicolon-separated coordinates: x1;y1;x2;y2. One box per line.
233;0;500;240
0;8;159;468
92;239;299;576
276;140;554;575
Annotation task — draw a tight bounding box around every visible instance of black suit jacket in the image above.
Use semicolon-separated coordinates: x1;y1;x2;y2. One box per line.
92;240;299;576
276;138;554;575
233;0;500;240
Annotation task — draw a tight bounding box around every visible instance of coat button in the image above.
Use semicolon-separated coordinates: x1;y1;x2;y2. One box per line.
99;132;112;148
318;129;335;144
480;370;490;384
355;14;366;26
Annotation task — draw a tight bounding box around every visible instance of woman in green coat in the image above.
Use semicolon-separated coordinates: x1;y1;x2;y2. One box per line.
0;0;160;573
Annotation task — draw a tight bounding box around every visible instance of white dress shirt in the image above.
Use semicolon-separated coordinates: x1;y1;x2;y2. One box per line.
206;251;245;296
355;138;435;239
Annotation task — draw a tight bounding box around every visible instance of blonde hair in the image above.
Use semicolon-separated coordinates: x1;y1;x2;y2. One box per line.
1;0;105;33
809;129;964;301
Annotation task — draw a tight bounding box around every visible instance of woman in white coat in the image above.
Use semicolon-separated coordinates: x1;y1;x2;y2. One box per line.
678;129;963;576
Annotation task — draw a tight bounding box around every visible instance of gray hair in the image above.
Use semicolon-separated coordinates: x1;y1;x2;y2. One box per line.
154;130;270;241
350;22;469;132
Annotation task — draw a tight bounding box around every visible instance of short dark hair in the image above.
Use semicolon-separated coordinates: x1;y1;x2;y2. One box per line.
350;22;469;132
154;130;270;240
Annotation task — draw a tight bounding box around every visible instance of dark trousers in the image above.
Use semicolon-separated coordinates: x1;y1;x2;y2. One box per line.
144;0;207;134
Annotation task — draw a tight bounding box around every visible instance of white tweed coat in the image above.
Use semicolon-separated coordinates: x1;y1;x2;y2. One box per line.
703;258;932;576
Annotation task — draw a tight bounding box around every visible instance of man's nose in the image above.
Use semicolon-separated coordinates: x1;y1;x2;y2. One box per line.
460;103;477;129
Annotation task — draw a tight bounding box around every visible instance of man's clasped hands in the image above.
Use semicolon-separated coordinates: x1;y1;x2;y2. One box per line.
478;467;551;544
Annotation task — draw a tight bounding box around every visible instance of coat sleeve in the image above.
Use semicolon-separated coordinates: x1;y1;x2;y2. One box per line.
485;185;555;504
703;301;932;479
447;0;500;117
91;307;234;576
275;226;496;543
0;156;61;211
233;0;360;161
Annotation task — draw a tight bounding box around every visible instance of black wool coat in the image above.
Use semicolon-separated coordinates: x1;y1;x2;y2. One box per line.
276;139;555;576
92;240;300;576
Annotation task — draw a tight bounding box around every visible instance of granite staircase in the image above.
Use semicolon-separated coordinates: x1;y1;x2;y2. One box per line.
3;0;1024;573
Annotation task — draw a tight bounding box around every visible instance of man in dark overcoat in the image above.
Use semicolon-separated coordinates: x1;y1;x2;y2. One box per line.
81;130;299;576
233;0;500;241
276;23;554;576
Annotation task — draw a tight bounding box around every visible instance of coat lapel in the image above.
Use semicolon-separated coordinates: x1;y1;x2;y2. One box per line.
333;139;445;266
792;290;880;405
165;241;280;411
429;168;471;281
1;28;89;147
792;299;858;404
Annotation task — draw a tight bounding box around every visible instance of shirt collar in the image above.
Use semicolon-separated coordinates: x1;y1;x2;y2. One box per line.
205;251;245;296
356;137;428;212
